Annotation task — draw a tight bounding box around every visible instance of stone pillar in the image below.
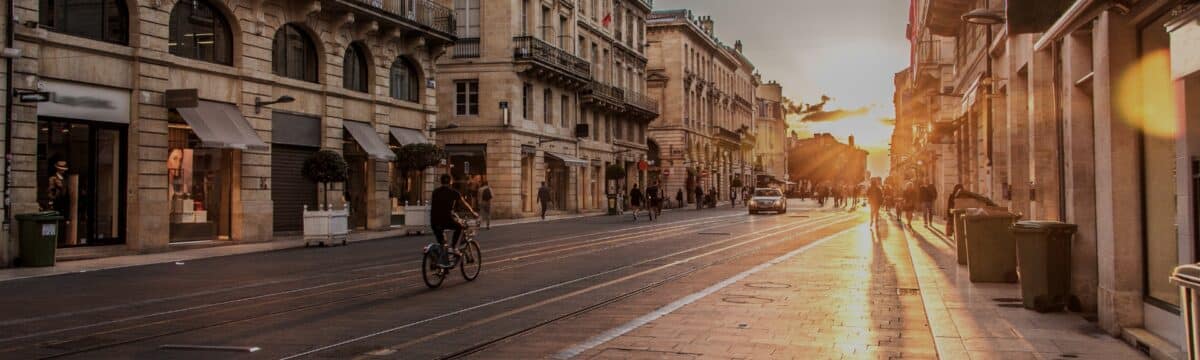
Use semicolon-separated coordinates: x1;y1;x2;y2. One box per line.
1007;35;1033;217
1063;31;1099;313
1093;9;1145;335
131;3;172;252
1029;46;1062;221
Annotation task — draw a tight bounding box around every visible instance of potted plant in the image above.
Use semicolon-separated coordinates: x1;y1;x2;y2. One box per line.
302;149;350;246
393;143;445;234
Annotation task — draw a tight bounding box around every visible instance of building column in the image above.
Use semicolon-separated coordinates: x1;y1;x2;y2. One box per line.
1007;35;1033;216
1093;9;1145;335
1029;45;1063;221
1062;31;1099;313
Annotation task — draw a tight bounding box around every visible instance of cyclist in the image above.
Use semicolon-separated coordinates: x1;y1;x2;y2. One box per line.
431;174;479;264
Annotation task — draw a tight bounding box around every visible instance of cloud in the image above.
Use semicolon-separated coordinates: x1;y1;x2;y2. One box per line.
800;106;870;122
879;117;896;126
782;94;832;115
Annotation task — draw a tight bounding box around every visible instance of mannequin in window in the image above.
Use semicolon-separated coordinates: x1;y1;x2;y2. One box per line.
47;160;69;215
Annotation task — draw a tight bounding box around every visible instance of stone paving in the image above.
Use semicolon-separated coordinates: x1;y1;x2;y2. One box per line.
568;212;1149;360
573;216;938;359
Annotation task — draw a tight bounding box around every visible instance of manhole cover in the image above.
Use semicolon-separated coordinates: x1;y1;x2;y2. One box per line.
721;295;773;304
745;281;791;289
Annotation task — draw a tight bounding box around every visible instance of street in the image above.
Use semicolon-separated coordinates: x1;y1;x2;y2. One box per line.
0;201;866;359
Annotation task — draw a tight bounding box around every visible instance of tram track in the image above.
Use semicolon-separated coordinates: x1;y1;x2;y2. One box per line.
1;212;775;359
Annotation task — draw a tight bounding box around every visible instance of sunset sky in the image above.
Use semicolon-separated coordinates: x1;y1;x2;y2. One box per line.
654;0;910;176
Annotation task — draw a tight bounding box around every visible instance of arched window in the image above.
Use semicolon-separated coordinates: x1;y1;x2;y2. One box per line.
39;0;128;44
169;0;233;65
389;57;420;103
343;43;369;92
272;24;319;83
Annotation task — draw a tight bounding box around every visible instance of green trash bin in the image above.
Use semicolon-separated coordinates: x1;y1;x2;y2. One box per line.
1013;221;1077;312
16;211;63;267
951;209;969;265
963;209;1020;283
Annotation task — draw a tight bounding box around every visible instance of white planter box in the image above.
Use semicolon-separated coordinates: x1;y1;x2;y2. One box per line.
403;205;429;235
304;204;350;246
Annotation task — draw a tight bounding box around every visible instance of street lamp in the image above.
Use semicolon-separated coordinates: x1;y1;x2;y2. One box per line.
961;8;1005;167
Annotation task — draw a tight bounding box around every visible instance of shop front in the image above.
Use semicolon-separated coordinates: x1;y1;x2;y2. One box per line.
545;152;586;211
445;144;486;208
388;127;431;226
35;80;129;247
270;112;321;235
342;120;395;230
169;100;267;243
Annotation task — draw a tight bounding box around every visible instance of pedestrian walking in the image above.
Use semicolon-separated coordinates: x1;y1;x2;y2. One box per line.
629;184;644;221
707;187;717;208
729;188;737;208
646;181;663;220
867;178;884;227
694;186;704;210
478;181;493;229
921;182;937;226
617;186;625;215
537;182;550;220
676;189;684;209
903;182;920;227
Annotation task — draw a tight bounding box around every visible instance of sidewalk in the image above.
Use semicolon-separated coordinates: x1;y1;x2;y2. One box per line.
0;210;607;283
898;218;1150;360
565;216;1147;359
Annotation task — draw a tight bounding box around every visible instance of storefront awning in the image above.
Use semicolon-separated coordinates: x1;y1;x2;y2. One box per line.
175;100;268;150
545;152;588;167
389;126;429;145
344;121;396;161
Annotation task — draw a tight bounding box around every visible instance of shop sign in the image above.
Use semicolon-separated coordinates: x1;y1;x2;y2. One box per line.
37;79;130;124
165;89;199;108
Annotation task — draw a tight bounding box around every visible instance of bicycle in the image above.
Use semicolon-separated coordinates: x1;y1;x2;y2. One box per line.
421;215;483;289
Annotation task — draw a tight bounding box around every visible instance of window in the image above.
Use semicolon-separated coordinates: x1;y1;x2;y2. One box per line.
454;0;480;37
520;0;529;35
541;7;550;40
559;16;568;48
455;80;479;116
561;95;569;127
169;0;232;64
272;24;319;82
343;43;369;92
523;83;533;120
591;111;599;140
40;0;128;44
390;57;420;102
543;89;552;124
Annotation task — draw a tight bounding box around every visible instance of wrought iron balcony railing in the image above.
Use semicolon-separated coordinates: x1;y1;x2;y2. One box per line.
512;36;591;81
623;89;659;115
350;0;455;37
585;80;625;108
453;37;480;58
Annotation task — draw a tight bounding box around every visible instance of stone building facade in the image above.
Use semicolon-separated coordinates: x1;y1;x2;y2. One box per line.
754;80;787;184
434;0;657;219
0;0;454;266
897;0;1200;356
646;10;758;204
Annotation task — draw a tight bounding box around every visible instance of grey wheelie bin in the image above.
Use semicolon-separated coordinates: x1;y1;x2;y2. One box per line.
963;209;1020;283
1012;221;1077;312
16;211;63;267
1172;264;1200;360
951;209;968;265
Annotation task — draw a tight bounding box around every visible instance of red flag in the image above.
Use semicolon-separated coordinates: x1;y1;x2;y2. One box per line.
602;13;612;27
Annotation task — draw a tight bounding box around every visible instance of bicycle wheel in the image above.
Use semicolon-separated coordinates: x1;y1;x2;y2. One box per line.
422;249;446;289
460;241;482;281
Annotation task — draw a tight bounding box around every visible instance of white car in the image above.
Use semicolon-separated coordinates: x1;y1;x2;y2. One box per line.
748;188;787;214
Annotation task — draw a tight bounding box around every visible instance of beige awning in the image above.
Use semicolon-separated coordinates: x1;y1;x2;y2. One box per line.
174;100;268;150
344;121;396;161
389;126;429;145
545;152;588;167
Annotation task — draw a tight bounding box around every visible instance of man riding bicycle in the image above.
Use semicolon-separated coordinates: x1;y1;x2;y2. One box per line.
430;174;479;264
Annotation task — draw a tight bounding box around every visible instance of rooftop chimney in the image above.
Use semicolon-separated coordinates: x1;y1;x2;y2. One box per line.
734;40;743;53
699;16;714;35
848;135;855;147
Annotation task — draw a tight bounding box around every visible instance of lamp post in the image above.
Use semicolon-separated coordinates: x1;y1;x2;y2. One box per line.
961;8;1005;169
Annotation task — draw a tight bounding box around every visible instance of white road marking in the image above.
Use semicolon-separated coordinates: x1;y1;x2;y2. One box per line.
552;225;861;359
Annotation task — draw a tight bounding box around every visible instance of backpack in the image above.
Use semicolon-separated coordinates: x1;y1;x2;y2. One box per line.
482;187;493;201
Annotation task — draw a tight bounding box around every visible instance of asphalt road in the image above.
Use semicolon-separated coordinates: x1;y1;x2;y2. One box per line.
0;200;861;359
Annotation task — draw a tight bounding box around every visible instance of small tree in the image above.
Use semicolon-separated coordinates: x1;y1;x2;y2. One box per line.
302;149;349;209
393;143;445;203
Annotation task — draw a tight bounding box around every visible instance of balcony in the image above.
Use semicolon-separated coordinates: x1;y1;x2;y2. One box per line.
453;37;480;58
343;0;456;40
623;89;659;120
513;36;592;88
712;126;741;146
582;81;625;112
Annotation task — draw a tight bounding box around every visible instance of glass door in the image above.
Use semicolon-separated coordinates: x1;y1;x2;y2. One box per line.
37;118;126;246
